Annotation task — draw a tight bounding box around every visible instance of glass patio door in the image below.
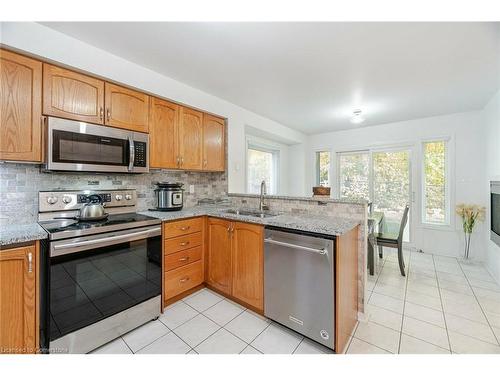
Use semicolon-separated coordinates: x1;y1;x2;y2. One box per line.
372;149;411;242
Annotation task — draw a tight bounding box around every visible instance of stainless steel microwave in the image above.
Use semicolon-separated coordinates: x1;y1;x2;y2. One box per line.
44;117;149;173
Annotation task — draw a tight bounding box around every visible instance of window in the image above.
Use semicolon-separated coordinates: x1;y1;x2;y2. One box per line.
315;151;331;186
422;140;449;224
246;144;279;194
338;152;370;200
338;149;411;242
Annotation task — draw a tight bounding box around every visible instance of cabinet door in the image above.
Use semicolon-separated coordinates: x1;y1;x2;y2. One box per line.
0;49;42;162
203;114;225;171
43;64;105;124
178;106;203;170
231;222;264;310
149;97;179;168
206;218;232;294
104;82;149;133
0;244;37;354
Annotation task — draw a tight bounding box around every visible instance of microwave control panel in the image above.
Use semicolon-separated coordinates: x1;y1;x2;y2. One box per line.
134;142;147;167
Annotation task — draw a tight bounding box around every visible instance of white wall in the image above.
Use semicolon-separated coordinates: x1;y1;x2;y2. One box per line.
0;22;306;194
306;111;488;258
484;89;500;283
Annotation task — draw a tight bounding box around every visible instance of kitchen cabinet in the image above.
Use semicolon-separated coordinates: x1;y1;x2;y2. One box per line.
0;242;38;354
178;106;204;170
149;97;179;169
206;218;233;295
202;114;225;171
43;64;105;124
231;222;264;310
104;82;149;133
207;218;264;310
335;226;359;353
0;49;42;162
163;217;205;305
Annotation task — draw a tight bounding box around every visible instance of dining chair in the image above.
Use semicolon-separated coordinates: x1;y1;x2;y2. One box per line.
374;204;410;276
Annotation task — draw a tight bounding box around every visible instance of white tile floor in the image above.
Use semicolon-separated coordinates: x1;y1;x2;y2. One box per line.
91;287;333;354
350;248;500;354
91;248;500;354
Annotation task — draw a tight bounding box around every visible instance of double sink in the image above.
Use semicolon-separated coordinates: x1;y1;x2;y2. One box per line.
224;208;279;219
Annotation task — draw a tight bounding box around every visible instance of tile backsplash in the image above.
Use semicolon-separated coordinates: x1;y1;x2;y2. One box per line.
0;163;227;225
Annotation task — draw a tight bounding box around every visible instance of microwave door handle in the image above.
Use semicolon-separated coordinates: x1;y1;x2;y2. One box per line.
128;137;135;171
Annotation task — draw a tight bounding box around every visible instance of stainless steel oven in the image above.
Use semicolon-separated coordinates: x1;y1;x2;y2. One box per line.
491;181;500;247
40;224;161;353
44;116;149;173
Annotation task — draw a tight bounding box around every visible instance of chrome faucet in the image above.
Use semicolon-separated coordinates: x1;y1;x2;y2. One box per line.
259;180;269;211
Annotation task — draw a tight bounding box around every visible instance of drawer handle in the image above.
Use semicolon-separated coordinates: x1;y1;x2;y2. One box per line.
179;256;190;262
179;277;190;283
179;226;190;231
180;241;190;246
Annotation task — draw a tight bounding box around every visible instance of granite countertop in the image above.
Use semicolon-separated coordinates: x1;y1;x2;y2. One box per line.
0;223;48;247
228;193;368;205
0;205;360;247
140;206;359;237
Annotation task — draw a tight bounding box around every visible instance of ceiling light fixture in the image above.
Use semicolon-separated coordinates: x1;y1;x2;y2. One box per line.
350;109;365;124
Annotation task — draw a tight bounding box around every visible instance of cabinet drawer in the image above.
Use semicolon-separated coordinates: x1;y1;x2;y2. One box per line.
165;260;203;298
164;232;202;255
163;217;204;239
165;246;202;271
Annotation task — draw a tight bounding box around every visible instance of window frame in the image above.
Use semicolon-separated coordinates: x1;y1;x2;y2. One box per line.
315;150;331;187
336;150;371;201
421;138;451;227
245;139;280;195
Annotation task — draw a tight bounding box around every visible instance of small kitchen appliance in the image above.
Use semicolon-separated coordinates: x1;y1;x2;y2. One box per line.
151;182;184;211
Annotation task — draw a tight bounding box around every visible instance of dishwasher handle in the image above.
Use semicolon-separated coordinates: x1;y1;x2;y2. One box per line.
264;237;327;255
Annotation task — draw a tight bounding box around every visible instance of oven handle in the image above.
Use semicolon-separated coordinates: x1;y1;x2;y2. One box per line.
128;136;135;172
51;227;161;257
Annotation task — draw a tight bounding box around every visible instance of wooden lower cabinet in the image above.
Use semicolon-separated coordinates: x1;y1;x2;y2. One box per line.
335;226;359;353
206;218;264;311
206;218;233;295
0;242;38;354
231;222;264;310
165;261;204;298
163;218;205;305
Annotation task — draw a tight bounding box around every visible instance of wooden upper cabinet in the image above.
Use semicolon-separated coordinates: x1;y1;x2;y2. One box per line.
149;97;179;169
43;64;105;124
104;82;149;133
178;106;203;170
0;49;42;162
231;222;264;310
203;114;225;171
0;243;38;354
207;218;233;295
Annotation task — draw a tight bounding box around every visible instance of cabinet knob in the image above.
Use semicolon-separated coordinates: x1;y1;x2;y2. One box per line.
179;277;190;283
106;108;111;121
99;107;104;121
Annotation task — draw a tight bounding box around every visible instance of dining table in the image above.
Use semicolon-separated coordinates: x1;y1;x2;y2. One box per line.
367;211;385;276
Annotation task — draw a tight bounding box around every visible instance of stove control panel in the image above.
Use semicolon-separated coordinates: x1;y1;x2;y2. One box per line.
39;189;137;212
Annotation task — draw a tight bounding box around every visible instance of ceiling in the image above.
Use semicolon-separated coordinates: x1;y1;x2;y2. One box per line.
41;22;500;135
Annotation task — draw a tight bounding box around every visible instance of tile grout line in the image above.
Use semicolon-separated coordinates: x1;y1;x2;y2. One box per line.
457;260;500;346
397;252;411;353
432;254;453;353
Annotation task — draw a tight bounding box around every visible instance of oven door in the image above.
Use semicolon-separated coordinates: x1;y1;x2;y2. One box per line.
44;225;161;347
45;117;148;173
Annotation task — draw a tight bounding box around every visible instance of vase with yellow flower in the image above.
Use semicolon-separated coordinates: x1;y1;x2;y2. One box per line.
455;204;485;259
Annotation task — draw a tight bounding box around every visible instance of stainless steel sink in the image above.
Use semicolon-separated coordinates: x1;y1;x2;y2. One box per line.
224;208;278;219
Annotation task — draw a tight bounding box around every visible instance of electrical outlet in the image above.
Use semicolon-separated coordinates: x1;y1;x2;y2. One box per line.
189;185;195;194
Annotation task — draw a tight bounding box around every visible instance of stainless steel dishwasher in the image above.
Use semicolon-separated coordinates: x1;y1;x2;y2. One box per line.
264;227;335;349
